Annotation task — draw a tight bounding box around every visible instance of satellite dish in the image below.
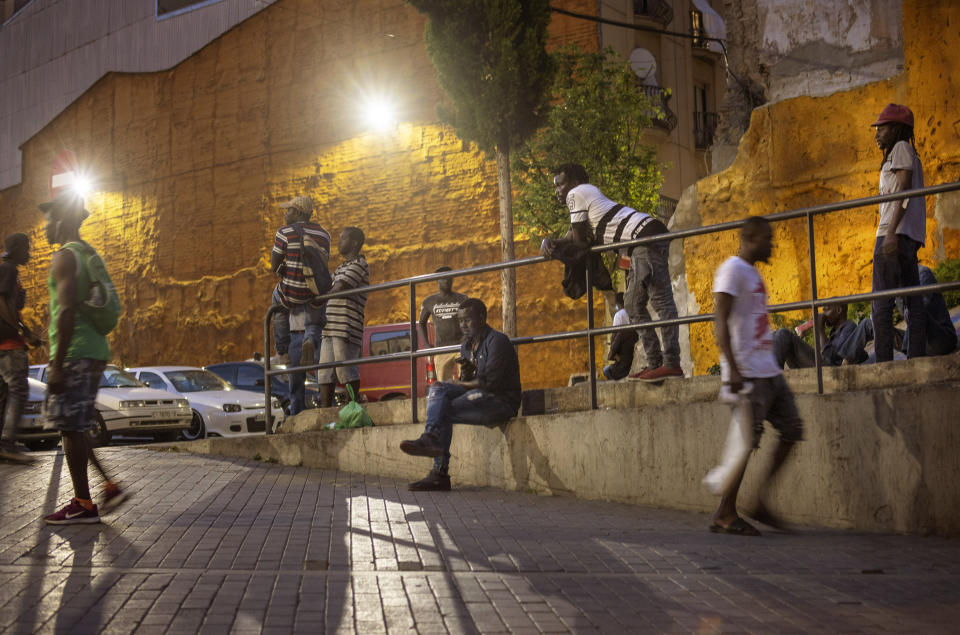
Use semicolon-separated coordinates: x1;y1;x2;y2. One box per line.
629;48;658;86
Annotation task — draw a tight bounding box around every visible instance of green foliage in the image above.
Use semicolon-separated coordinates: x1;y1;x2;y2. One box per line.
933;257;960;308
407;0;554;154
512;46;665;240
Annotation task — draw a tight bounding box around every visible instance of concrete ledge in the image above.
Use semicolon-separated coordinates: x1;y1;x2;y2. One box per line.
280;352;960;432
172;373;960;536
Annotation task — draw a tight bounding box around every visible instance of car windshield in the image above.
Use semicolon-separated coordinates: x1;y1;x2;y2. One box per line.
165;370;231;393
100;367;144;388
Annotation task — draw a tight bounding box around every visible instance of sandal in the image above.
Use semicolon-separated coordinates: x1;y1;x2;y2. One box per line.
750;503;790;531
709;517;761;536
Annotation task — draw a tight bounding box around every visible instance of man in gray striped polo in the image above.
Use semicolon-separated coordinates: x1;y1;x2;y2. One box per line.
541;163;682;382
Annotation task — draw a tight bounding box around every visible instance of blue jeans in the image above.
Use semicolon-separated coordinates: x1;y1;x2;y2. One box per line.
423;382;517;474
287;331;310;415
272;286;326;355
872;236;924;361
624;240;680;368
602;363;629;380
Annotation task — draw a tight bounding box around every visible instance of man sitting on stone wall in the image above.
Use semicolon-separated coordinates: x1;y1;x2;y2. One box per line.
773;304;873;369
399;298;521;492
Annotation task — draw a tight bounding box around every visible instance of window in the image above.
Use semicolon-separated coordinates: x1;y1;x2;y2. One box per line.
237;365;265;388
157;0;223;18
139;372;167;391
369;330;412;356
101;367;144;388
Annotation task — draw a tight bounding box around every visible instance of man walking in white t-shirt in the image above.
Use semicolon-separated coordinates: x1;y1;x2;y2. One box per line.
710;216;804;536
541;163;682;382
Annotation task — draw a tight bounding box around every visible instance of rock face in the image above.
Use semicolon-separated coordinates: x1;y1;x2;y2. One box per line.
713;0;904;172
0;0;603;389
683;0;960;374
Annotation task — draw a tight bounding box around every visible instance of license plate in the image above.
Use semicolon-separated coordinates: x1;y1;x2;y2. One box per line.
253;413;265;422
154;410;180;418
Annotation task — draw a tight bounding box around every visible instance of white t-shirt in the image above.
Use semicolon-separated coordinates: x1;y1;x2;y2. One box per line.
712;256;781;381
877;140;925;244
566;184;651;255
613;307;629;327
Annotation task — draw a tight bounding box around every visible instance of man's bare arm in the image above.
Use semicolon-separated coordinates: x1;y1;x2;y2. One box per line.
713;292;744;393
47;249;78;393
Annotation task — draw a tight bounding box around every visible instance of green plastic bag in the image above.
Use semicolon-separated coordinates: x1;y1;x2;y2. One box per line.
336;385;374;429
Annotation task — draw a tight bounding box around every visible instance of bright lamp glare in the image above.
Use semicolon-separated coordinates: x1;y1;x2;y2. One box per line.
363;98;396;132
71;174;93;197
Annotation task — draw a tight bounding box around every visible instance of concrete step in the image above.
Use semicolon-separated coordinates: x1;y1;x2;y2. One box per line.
167;352;960;536
281;351;960;432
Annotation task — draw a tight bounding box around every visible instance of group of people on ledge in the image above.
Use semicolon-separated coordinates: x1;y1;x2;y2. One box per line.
395;102;957;546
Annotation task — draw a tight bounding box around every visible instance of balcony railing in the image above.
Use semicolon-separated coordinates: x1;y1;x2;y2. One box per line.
694;111;719;148
640;85;678;132
633;0;673;25
657;196;679;222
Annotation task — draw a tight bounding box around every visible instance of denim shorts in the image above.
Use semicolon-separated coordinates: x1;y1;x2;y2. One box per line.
316;337;361;384
42;359;106;433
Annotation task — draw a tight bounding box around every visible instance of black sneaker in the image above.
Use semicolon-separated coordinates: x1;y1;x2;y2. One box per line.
408;470;451;492
399;433;443;457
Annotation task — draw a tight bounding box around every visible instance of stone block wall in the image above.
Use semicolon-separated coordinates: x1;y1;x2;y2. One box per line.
679;0;960;373
0;0;604;389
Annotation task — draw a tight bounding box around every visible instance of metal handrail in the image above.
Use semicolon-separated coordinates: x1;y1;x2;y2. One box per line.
264;180;960;433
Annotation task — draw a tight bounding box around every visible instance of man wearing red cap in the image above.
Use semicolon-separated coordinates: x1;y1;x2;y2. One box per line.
871;103;926;361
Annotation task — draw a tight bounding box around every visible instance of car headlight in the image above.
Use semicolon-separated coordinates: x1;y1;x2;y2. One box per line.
222;404;241;412
176;399;190;408
272;399;281;409
120;400;145;408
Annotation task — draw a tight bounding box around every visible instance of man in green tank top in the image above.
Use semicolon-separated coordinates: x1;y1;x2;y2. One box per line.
38;191;128;525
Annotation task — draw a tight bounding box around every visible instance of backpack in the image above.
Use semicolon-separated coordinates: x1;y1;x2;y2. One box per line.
292;223;333;297
66;242;121;335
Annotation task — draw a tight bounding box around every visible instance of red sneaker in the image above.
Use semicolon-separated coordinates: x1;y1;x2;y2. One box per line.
630;366;684;382
44;499;100;525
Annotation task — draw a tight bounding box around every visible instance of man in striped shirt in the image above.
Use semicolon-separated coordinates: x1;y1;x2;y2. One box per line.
541;164;682;382
318;227;369;407
270;195;330;367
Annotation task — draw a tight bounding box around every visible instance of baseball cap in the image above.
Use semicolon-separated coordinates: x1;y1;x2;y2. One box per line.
871;104;914;128
38;190;89;221
279;195;314;215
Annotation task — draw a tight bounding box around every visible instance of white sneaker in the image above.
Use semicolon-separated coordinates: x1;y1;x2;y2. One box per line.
270;353;290;366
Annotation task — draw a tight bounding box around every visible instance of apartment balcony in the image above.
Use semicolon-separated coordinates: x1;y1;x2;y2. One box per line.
639;85;678;132
694;111;719;148
633;0;673;25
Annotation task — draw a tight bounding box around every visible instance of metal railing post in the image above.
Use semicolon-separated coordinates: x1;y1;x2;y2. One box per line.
586;262;598;410
409;281;419;424
263;304;280;435
806;213;824;395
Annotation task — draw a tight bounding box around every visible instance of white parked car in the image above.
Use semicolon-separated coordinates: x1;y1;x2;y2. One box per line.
30;364;192;445
13;377;61;452
127;366;284;440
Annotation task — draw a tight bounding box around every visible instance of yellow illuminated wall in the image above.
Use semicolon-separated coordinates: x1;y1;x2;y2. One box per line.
0;0;602;390
684;0;960;374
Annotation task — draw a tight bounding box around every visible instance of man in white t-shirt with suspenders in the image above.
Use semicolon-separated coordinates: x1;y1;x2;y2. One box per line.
541;163;682;382
710;216;804;536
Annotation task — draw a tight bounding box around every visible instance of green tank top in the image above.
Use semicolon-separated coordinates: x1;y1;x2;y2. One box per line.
48;242;110;362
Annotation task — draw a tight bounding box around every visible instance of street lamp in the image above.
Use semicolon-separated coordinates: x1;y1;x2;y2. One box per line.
362;96;397;132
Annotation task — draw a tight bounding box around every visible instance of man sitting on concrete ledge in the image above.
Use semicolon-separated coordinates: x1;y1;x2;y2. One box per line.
399;298;521;491
773;304;873;369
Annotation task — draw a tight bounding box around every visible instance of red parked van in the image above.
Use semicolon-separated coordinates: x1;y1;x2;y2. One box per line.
358;323;438;402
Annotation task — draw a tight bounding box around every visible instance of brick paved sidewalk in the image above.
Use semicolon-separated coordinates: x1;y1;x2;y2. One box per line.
0;448;957;634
